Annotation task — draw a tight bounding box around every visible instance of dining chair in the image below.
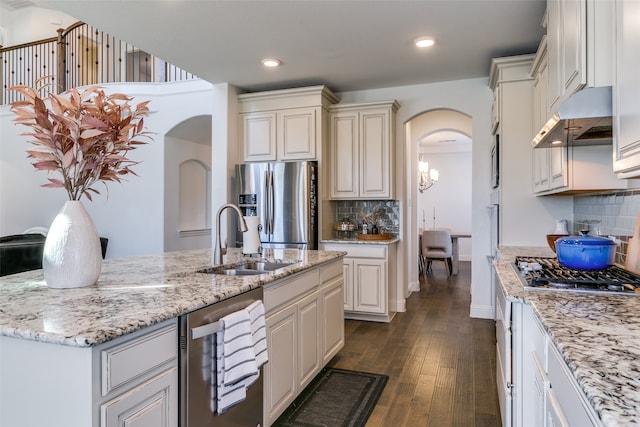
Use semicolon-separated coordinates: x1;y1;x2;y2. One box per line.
421;230;453;276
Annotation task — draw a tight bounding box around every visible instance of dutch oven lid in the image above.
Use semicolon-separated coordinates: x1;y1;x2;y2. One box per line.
556;233;616;246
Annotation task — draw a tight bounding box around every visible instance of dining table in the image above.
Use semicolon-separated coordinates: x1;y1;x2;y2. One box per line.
419;230;471;275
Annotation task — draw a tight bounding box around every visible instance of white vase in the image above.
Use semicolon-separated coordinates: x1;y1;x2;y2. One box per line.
43;200;102;289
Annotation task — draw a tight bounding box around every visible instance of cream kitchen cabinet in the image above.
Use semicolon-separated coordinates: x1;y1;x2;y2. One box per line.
531;36;557;194
320;258;345;365
492;85;500;135
328;100;399;199
238;85;339;162
520;304;549;427
495;269;516;427
546;341;602;427
240;108;316;161
0;319;178;427
262;259;344;426
531;36;549;141
546;0;613;115
534;144;629;195
320;242;397;323
100;321;178;427
613;0;640;178
529;38;625;195
495;288;602;427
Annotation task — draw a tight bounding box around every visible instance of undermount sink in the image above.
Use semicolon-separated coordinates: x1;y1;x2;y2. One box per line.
199;260;296;276
241;261;294;271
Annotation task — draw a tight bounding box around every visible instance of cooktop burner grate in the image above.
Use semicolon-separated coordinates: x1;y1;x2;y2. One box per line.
514;256;640;295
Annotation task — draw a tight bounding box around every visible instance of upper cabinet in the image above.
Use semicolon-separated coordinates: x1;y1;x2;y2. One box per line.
528;0;629;195
531;35;570;194
613;0;640;178
328;100;399;199
238;86;339;162
546;0;613;115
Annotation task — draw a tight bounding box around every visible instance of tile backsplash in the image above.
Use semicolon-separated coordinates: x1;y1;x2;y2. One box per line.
574;189;640;265
333;200;400;235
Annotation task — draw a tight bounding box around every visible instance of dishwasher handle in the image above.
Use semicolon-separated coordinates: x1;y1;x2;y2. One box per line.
191;321;222;340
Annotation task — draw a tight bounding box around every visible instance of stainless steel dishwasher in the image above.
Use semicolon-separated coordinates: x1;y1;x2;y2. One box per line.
179;287;263;427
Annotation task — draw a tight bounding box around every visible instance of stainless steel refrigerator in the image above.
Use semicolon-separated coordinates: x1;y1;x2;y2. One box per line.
235;161;317;250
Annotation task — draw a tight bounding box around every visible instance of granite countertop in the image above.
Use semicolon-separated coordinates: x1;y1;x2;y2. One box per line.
0;248;345;348
495;245;640;427
320;237;400;245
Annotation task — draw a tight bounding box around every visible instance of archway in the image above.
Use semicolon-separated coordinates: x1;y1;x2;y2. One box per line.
163;114;213;252
406;109;473;292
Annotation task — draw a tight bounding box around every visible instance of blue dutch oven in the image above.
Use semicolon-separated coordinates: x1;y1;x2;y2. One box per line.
555;233;617;270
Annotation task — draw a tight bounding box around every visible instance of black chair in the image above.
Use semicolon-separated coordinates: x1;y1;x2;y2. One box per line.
0;234;108;277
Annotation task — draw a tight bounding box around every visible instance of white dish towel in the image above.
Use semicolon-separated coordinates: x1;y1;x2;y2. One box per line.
247;300;268;368
211;301;268;414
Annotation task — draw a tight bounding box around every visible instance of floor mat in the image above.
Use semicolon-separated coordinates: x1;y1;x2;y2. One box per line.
273;367;388;427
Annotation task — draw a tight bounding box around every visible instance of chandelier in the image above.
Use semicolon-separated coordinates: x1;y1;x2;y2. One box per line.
418;155;439;193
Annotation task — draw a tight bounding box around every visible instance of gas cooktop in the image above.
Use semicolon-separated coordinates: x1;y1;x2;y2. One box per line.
514;256;640;295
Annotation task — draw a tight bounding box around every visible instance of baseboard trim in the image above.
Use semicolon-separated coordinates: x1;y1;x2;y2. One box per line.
470;303;495;320
408;279;420;293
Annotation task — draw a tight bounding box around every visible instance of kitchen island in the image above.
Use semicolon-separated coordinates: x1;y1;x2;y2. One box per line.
495;246;640;427
0;247;346;427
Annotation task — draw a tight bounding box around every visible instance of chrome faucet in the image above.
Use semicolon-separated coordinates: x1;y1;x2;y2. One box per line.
214;203;248;265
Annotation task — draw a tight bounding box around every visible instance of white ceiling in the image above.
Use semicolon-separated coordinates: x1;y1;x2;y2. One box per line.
31;0;546;94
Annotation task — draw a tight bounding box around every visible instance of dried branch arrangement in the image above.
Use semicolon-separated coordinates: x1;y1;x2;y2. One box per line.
9;78;153;201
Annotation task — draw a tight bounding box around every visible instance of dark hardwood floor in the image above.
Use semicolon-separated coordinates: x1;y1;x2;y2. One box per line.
328;261;501;427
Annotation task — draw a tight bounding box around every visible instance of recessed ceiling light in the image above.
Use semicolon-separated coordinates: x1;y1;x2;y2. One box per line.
551;140;563;145
415;37;435;48
261;58;282;67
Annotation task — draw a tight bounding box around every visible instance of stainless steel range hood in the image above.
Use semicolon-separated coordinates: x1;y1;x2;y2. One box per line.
532;86;613;148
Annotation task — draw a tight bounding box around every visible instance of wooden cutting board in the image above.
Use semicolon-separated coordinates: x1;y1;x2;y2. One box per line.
357;233;393;241
626;213;640;274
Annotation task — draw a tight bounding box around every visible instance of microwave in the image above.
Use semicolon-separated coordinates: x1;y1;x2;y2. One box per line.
491;135;499;189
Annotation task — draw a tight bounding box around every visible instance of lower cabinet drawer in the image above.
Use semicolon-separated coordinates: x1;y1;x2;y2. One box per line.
264;268;320;313
322;243;387;259
101;322;178;396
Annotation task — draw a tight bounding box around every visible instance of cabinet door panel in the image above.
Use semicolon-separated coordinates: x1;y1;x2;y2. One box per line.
298;291;321;390
360;110;390;197
343;259;354;311
265;306;297;424
278;108;316;160
547;344;599;427
532;354;549;427
561;0;586;97
547;0;562;114
549;146;568;190
546;388;570;427
242;112;277;161
614;0;640;176
330;112;359;198
353;260;385;314
533;148;550;192
496;342;512;427
322;276;345;364
101;367;177;427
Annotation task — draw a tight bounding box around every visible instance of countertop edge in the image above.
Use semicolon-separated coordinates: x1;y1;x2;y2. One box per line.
0;249;346;348
320;237;400;245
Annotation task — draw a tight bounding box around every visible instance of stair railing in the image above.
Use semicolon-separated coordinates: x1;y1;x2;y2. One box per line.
1;21;197;105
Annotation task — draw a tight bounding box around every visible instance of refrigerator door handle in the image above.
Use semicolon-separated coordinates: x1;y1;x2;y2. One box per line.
268;170;275;235
264;170;271;235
